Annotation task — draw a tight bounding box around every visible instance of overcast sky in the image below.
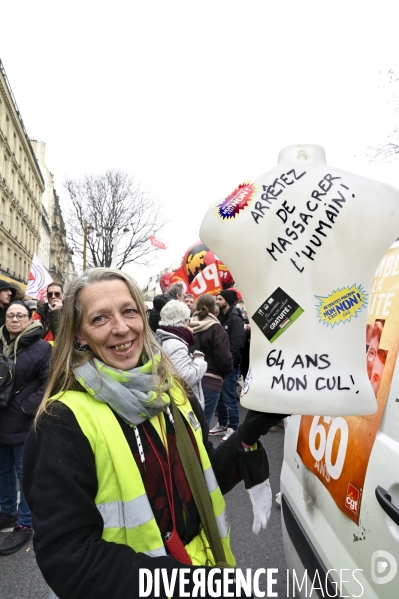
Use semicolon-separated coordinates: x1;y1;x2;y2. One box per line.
1;1;399;286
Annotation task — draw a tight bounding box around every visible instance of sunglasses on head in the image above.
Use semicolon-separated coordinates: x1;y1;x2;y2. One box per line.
47;291;62;299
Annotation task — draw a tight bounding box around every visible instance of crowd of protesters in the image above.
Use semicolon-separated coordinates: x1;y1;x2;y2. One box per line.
0;279;62;555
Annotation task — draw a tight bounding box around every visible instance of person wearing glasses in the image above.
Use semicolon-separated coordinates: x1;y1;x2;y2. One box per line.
0;301;52;555
32;283;64;344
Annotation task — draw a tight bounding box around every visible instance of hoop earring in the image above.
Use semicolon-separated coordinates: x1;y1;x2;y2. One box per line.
76;339;90;351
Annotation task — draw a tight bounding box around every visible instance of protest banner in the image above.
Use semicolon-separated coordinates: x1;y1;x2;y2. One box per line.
26;254;54;300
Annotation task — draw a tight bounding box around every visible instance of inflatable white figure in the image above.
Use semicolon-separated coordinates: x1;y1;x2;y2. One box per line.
200;144;399;415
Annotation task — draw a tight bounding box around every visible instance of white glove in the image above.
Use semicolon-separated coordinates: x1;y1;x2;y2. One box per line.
247;478;272;534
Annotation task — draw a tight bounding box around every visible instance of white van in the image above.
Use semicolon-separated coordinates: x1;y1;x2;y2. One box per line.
280;242;399;598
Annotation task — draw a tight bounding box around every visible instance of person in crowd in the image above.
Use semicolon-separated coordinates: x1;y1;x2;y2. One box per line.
188;294;233;425
11;283;26;301
148;283;185;333
148;293;172;332
168;282;185;301
0;301;52;555
156;300;207;408
0;280;16;327
32;282;63;343
239;306;251;384
23;268;282;599
184;293;196;314
24;296;38;312
210;289;246;441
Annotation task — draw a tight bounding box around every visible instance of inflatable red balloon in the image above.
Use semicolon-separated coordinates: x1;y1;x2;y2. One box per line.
169;241;235;298
159;272;174;293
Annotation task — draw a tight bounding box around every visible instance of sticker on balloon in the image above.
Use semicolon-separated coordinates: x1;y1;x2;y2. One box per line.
216;182;256;220
315;284;368;328
252;287;304;343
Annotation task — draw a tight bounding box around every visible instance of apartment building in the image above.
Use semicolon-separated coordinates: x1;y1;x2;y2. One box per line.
0;59;75;287
31;139;76;285
0;59;44;285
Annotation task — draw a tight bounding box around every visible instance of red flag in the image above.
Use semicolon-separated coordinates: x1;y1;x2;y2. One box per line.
26;253;54;299
159;272;174;293
150;235;166;250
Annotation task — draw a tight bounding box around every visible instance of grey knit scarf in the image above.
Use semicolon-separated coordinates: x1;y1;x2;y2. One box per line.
73;354;171;426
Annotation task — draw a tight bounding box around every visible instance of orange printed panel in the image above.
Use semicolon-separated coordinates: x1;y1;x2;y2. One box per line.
297;244;399;524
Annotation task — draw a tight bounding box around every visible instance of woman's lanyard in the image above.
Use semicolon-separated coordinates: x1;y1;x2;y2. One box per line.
141;413;176;530
141;411;192;564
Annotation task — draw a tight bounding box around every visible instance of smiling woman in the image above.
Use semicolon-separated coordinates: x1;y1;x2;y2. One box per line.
75;279;144;370
22;268;281;599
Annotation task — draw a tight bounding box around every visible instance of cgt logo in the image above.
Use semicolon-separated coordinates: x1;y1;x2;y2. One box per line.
345;483;359;515
371;550;397;585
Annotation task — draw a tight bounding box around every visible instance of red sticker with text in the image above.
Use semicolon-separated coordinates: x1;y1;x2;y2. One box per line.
216;182;256;220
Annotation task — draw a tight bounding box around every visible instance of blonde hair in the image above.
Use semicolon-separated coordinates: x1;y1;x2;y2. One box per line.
35;268;186;425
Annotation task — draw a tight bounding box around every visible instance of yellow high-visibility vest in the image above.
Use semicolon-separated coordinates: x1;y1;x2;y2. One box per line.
57;384;235;567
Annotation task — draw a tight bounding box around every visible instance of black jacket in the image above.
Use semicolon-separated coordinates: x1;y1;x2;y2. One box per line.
148;293;173;332
189;315;233;379
0;324;52;444
32;302;62;340
218;306;246;367
23;394;269;599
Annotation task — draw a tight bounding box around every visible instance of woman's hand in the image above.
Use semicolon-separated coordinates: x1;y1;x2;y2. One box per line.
192;350;205;360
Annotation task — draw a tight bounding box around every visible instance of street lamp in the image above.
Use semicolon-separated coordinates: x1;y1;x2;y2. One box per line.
111;227;130;268
83;220;95;271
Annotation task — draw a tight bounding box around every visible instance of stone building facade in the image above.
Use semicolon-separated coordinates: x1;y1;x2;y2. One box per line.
0;59;75;288
0;59;44;285
31;139;76;286
50;189;75;285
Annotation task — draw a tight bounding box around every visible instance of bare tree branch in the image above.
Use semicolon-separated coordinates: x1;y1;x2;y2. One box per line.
368;69;399;164
64;171;168;269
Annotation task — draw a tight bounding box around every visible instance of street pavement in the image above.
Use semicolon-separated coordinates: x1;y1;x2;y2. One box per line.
0;402;287;598
212;402;288;597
